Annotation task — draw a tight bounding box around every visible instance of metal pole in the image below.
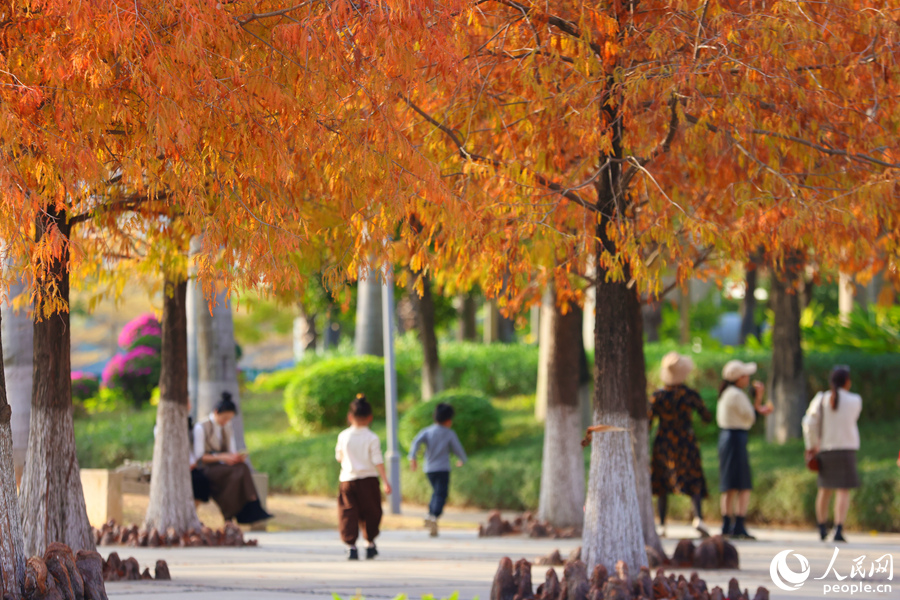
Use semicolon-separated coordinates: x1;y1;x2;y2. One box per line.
381;265;402;514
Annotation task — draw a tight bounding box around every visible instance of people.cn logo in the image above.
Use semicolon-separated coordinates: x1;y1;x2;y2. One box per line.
770;550;812;591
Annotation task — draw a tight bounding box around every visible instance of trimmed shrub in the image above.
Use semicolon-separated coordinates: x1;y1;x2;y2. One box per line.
71;371;100;403
399;389;501;453
440;344;539;397
283;356;394;432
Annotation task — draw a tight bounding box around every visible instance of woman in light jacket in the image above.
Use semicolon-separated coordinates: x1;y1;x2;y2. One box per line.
716;360;772;540
803;366;861;542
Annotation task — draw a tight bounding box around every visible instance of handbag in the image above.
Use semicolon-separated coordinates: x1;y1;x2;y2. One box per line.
805;392;824;472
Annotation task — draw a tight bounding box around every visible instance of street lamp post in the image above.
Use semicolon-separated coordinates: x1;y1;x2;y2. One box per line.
381;264;402;514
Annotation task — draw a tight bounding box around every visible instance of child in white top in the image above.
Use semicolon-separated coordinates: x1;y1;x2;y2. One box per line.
335;394;391;560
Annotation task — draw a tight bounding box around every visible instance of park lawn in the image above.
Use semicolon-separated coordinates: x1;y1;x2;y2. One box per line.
74;391;900;531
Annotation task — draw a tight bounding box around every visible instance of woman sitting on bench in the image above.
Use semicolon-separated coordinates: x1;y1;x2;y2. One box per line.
193;393;272;524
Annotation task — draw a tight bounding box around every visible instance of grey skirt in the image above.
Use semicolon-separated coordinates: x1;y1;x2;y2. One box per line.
817;449;860;489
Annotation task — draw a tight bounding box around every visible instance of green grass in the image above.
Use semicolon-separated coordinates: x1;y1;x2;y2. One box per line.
74;392;900;531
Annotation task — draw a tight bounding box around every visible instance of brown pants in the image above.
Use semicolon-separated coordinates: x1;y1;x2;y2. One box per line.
205;462;259;521
338;477;383;545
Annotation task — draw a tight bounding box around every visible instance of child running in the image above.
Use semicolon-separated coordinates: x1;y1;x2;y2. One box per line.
335;393;391;560
408;402;468;537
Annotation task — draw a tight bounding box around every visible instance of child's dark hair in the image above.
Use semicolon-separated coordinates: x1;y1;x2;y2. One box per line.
215;392;238;415
434;402;454;423
350;393;373;418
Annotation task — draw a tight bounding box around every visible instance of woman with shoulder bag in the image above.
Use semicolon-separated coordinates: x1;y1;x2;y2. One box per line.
802;366;861;542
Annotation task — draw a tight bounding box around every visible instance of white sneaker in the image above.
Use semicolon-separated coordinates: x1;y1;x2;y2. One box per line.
657;525;667;538
693;517;710;538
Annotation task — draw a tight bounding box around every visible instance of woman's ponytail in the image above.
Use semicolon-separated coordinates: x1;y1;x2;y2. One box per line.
829;366;850;411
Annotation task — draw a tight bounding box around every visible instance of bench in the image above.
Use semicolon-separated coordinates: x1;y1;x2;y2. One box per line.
80;463;270;532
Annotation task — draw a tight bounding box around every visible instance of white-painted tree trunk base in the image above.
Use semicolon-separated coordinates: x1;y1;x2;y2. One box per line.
538;404;585;529
19;404;95;557
632;417;663;555
2;277;33;477
4;365;31;474
534;292;554;422
145;401;201;533
582;412;648;573
0;411;25;596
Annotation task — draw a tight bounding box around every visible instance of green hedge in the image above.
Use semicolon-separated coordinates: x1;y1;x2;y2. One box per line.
254;339;540;400
400;389;501;454
284;356;395;432
74;391;900;531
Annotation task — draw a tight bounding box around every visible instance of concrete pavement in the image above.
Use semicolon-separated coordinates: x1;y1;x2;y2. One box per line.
106;524;899;600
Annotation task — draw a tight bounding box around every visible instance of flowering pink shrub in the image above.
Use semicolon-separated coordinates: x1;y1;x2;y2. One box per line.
102;344;161;407
118;314;162;351
71;371;100;402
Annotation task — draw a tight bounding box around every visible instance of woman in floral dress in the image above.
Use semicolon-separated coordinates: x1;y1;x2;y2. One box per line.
650;352;713;538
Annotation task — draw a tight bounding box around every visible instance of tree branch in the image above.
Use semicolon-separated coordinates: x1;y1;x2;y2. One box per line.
401;95;598;212
622;95;679;189
683;112;898;170
237;2;313;25
493;0;604;57
69;193;170;227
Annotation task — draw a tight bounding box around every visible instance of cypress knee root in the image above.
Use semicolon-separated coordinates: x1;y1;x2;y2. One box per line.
75;550;107;600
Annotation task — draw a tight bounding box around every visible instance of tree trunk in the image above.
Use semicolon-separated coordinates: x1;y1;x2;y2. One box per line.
409;273;442;400
355;267;384;356
582;93;658;569
537;293;585;529
292;306;318;362
0;312;26;599
498;312;516;343
145;275;201;534
457;294;477;341
740;263;758;344
1;275;32;485
679;282;691;345
534;290;554;422
324;305;341;349
767;262;806;444
20;208;95;557
583;275;649;572
641;301;662;343
483;299;500;343
194;286;246;452
838;272;854;325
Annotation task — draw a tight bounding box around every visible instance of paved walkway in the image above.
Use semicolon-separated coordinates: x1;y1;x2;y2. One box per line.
106;525;899;600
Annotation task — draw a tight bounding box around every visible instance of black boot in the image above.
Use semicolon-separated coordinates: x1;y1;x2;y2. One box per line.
833;524;847;543
235;499;274;524
818;522;830;541
732;516;756;540
722;515;733;537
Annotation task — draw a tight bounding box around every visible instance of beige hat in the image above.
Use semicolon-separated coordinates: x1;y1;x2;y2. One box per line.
661;352;694;386
722;360;757;381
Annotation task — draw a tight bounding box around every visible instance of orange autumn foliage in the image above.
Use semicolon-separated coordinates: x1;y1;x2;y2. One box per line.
0;0;895;298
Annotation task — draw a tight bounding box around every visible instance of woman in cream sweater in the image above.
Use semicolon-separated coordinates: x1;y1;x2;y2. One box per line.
803;366;861;542
716;360;772;540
